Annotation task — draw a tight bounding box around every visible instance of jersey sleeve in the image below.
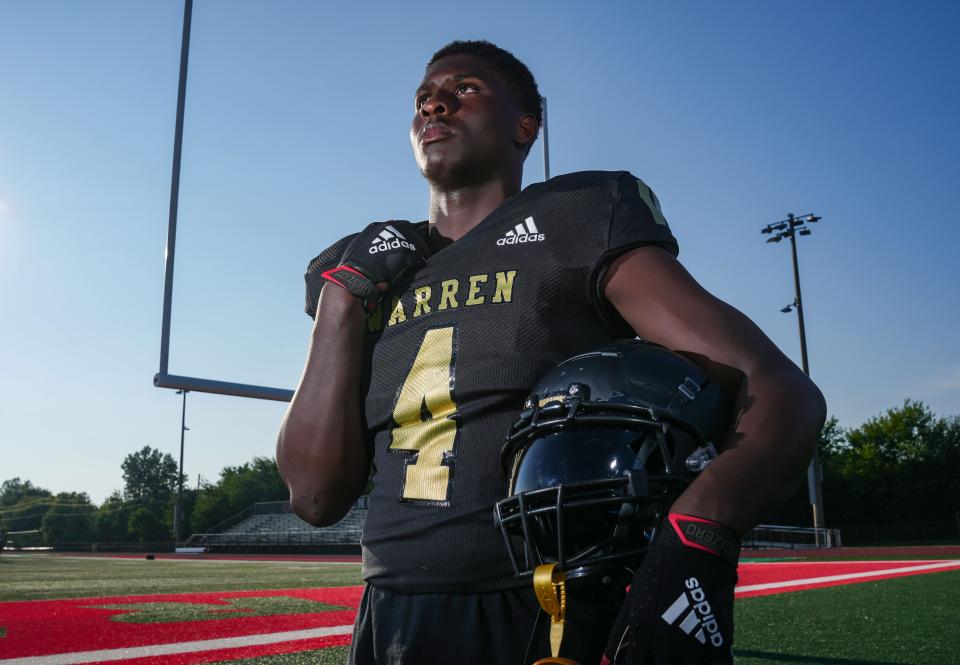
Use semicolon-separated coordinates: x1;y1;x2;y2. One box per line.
304;233;358;319
607;171;678;259
589;172;680;334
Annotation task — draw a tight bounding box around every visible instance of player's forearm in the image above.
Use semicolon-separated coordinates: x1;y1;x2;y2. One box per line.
276;286;369;527
670;364;826;535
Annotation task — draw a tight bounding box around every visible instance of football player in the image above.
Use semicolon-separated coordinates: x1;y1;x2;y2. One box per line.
276;40;826;665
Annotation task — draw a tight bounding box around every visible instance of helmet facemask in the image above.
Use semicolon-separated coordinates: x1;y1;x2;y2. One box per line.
495;341;731;586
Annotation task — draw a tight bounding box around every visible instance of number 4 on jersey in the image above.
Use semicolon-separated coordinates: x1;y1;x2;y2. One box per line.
389;326;459;503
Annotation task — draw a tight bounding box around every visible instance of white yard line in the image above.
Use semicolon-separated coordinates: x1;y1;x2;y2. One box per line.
0;625;354;665
736;559;960;593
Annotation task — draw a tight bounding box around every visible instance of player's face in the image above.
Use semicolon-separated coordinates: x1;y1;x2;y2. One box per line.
410;54;521;188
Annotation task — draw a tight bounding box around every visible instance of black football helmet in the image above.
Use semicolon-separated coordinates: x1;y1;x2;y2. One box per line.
495;339;733;584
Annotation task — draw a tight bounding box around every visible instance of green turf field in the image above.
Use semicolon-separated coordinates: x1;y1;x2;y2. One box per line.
2;554;959;664
224;647;351;664
734;570;960;665
0;554;363;601
201;571;960;665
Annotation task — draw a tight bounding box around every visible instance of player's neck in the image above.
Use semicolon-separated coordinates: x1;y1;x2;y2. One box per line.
428;176;520;244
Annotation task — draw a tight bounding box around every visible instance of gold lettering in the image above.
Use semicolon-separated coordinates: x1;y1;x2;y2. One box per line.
413;286;432;318
387;295;407;326
438;279;460;310
465;274;488;306
492;270;517;303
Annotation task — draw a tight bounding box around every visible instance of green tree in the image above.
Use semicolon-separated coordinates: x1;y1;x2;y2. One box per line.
95;491;133;542
41;492;96;544
822;401;960;524
122;446;180;504
0;478;53;532
192;457;287;532
120;446;180;542
1;478;52;506
817;416;847;457
127;506;172;542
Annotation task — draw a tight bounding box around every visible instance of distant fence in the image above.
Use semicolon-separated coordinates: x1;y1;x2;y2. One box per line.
1;529;43;549
3;541;176;554
743;520;959;548
744;524;842;549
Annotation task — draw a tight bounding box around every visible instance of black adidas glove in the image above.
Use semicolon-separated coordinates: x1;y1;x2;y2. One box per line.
604;513;740;665
320;220;430;313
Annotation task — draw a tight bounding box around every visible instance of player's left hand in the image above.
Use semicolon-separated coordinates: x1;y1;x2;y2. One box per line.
320;220;430;314
603;513;740;665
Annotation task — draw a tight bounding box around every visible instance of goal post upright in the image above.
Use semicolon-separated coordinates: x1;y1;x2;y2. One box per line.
155;0;294;403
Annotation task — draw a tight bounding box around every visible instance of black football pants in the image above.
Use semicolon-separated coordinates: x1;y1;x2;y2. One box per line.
348;583;623;665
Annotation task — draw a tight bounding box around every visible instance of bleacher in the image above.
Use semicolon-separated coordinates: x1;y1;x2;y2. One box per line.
185;498;367;554
186;500;844;555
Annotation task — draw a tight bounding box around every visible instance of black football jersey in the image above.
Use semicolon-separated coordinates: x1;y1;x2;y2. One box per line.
304;171;678;592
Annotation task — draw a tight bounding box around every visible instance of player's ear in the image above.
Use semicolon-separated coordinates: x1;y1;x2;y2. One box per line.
514;113;539;152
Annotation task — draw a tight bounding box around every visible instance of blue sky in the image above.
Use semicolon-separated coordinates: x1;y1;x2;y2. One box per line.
2;1;958;504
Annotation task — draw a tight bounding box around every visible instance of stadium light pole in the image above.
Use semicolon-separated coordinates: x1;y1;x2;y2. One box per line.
173;389;189;542
761;212;828;545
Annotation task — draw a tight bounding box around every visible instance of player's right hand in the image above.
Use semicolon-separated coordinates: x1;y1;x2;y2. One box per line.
321;220;430;313
603;514;739;665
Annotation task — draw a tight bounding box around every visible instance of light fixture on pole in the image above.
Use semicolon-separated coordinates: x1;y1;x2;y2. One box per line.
761;212;827;544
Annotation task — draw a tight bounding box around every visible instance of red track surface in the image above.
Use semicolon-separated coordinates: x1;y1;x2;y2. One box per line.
3;558;960;662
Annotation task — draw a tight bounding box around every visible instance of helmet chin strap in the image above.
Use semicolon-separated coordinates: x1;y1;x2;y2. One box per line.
633;430;659;467
532;562;582;664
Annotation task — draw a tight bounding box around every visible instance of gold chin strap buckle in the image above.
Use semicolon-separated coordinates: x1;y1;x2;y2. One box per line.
531;563;581;665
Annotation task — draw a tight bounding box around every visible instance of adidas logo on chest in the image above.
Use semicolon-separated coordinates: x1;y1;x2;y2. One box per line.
497;216;545;246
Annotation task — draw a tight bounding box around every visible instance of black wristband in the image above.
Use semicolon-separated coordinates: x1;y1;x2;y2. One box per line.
667;513;741;566
321;264;380;313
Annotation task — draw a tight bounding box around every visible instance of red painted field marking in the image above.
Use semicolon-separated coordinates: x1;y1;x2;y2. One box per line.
735;559;960;598
0;587;364;660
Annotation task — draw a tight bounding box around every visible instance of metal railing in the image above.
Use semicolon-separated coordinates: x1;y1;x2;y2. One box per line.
743;524;842;549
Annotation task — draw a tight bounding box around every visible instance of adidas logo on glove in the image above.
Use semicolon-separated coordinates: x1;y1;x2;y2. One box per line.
661;577;724;647
497;216;545;246
369;225;417;254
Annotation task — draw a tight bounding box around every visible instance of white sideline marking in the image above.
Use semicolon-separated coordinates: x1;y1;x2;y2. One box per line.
0;625;354;665
736;560;960;593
